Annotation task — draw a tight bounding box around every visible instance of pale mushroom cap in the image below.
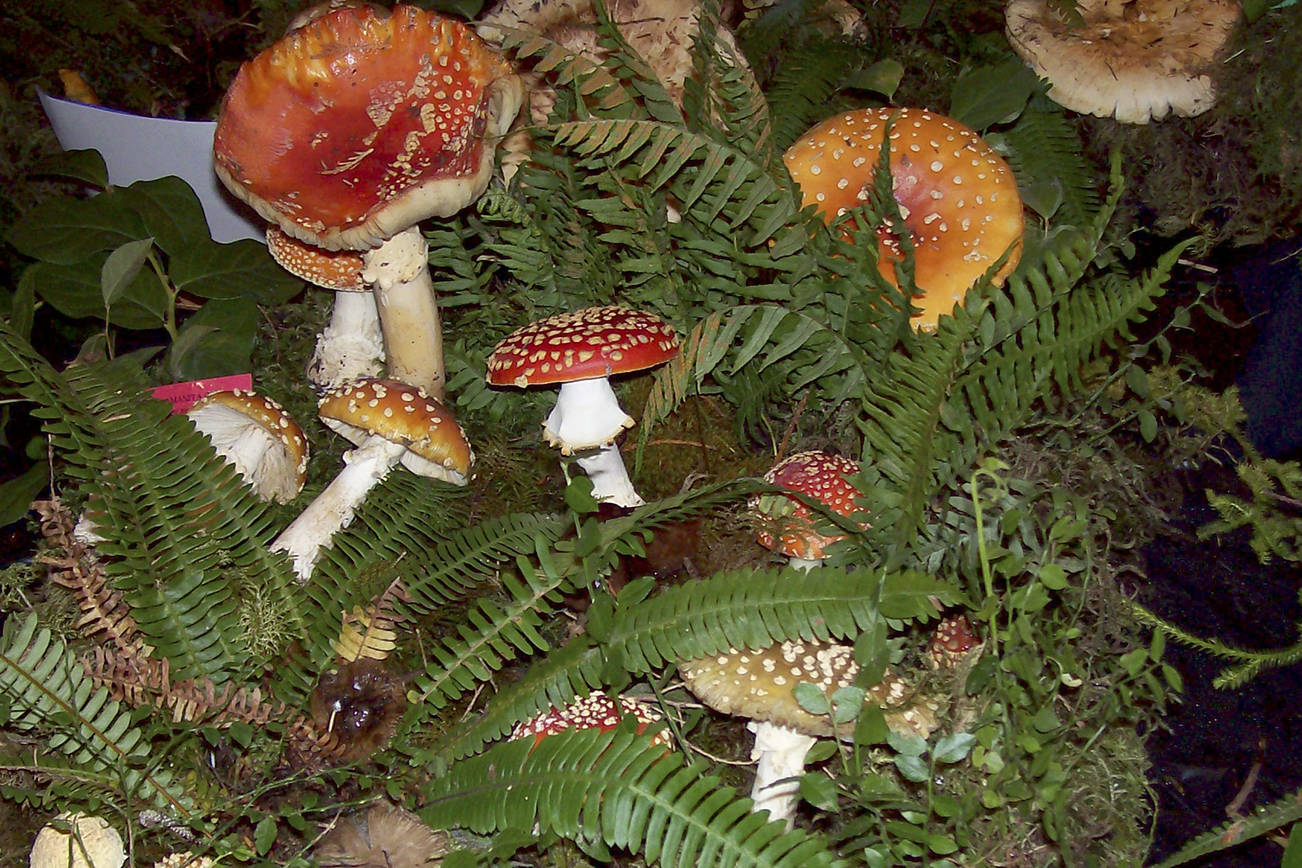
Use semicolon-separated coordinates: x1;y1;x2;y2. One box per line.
265;227;368;291
752;450;865;560
486;306;681;388
30;813;126;868
214;4;524;251
314;801;452;868
510;689;670;747
186;389;310;503
679;640;909;737
318;378;473;485
783;107;1024;329
152;854;217;868
1005;0;1242;124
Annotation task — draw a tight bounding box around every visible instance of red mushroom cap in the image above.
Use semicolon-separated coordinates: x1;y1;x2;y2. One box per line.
510;690;669;748
213;4;523;252
752;450;865;560
485;306;680;388
783;107;1024;329
266;227;368;291
927;614;981;669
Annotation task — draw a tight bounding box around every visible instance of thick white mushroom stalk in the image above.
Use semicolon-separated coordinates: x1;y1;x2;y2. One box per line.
272;435;408;580
309;290;384;391
544;378;642;508
362;229;446;401
748;721;818;828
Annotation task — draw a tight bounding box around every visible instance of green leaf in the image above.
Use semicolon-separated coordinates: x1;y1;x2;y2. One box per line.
854;704;890;746
114;177;211;256
799;772;840;811
101;238;155;307
1283;821;1302;868
22;257;168;330
1038;563;1068;590
564;474;599;515
166;298;258;380
854;612;890;683
170;239;303;303
948;61;1041;130
0;460;49;527
844;60;904;100
931;732;975;764
29;148;109;188
1139;409;1158;443
793;681;832;717
254;816;277;855
887;730;927;757
894;754;929;783
6;191;149;265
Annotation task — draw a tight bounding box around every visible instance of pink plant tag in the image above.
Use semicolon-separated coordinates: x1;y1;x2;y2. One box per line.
151;373;254;414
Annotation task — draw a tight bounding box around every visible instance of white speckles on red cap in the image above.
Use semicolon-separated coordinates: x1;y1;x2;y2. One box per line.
752;450;866;560
510;690;670;748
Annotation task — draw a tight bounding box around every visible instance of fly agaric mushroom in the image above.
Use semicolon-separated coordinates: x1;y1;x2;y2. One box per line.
186;389;310;504
1005;0;1241;124
751;450;866;571
511;690;670;749
927;614;982;670
486;306;680;508
272;378;473;579
265;227;384;392
680;639;935;827
213;4;524;399
783;107;1024;330
314;800;452;868
29;812;126;868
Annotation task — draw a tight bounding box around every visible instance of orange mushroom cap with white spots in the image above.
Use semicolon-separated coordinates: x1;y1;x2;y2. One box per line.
318;378;473;485
265;227;367;292
783;107;1024;329
752;451;865;561
213;4;523;252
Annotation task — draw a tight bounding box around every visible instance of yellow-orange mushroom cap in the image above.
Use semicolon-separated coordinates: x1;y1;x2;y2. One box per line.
783;107;1024;329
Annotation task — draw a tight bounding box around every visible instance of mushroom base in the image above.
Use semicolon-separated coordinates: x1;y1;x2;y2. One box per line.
748;721;817;828
573;445;644;508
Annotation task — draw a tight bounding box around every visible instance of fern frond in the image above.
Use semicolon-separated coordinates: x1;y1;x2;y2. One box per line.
760;37;864;154
996;109;1101;229
1149;786;1302;867
1130;603;1302;689
0;613;196;817
602;567;961;672
421;727;848;868
333;578;411;663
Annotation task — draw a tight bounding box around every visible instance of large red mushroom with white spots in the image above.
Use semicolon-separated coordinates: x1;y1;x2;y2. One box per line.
783;107;1024;330
214;5;524;399
272;378;473;579
751;451;866;570
486;306;680;507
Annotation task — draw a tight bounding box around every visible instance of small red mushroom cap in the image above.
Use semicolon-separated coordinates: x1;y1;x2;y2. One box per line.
783;107;1024;329
265;227;368;292
318;378;473;484
214;4;523;251
510;690;669;748
927;614;981;669
485;306;681;388
752;451;865;560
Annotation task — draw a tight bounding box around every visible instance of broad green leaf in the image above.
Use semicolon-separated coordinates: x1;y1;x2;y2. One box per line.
254;816;277;855
0;460;49;527
931;732;975;764
948;61;1041;131
30;148;108;188
844;60;905;100
21;257;167;330
166;297;258;380
799;772;839;810
101;237;155;307
6;192;149;265
170;239;303;303
115;177;210;256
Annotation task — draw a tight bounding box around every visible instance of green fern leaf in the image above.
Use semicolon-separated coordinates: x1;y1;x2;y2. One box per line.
0;613;195;817
421;727;849;868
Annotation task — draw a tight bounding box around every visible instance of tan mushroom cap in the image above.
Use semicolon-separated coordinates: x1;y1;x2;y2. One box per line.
1005;0;1241;124
187;389;310;503
318;378;473;485
679;639;910;738
314;801;452;868
265;227;368;292
784;107;1024;329
30;813;126;868
214;4;524;251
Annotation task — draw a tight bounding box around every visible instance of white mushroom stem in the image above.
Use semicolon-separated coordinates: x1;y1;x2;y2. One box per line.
272;435;408;580
361;228;446;401
748;721;818;828
574;447;644;508
309;289;385;391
